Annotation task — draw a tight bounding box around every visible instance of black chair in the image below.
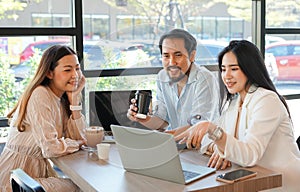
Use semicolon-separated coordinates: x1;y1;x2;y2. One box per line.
10;168;46;192
297;136;300;151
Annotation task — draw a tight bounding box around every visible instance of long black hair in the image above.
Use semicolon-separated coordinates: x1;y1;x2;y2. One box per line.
218;40;290;117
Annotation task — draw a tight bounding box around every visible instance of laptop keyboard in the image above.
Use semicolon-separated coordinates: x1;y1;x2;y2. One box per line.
183;170;201;180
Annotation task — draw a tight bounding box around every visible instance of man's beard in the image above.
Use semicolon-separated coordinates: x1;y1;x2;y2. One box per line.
167;65;186;84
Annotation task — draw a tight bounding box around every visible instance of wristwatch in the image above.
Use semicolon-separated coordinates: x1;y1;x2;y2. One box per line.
70;104;82;111
208;125;224;141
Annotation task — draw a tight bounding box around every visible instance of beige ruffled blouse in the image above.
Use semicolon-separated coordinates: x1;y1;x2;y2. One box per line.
0;86;86;192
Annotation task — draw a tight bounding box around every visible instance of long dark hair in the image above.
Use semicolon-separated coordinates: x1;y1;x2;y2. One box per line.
218;40;290;117
7;45;78;131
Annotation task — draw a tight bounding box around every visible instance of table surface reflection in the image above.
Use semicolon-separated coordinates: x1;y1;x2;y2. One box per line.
51;144;282;192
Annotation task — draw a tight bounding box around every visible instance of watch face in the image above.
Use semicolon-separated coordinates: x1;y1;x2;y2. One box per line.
208;126;223;141
215;127;224;140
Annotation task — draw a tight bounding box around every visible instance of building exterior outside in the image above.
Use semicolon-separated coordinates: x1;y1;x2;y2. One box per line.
0;0;250;65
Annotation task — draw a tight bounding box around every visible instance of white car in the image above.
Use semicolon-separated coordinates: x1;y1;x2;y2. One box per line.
195;40;228;65
83;40;151;69
265;52;279;83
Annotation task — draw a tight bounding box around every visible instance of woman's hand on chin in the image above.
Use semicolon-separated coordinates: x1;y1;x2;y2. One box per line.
67;75;86;105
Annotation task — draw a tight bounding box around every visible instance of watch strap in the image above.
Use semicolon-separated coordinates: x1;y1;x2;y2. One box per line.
208;126;224;141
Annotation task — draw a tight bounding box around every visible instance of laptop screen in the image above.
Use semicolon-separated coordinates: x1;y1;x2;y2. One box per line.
89;90;151;132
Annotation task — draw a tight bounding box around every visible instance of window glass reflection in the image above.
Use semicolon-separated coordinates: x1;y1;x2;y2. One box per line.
84;75;157;124
0;0;73;27
82;1;252;70
265;34;300;95
0;36;73;116
0;36;72;66
266;0;300;28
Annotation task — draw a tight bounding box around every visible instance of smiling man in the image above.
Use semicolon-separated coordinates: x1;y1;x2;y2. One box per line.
128;28;220;134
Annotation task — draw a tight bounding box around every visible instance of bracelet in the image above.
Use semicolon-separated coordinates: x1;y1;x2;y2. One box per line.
207;125;224;141
70;104;82;111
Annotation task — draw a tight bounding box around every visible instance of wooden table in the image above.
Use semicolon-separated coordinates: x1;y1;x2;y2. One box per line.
51;145;282;192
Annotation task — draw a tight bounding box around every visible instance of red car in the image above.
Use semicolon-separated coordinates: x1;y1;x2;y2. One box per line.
266;40;300;81
19;39;69;64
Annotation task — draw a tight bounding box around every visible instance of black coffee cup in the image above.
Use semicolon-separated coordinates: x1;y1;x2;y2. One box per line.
135;90;152;119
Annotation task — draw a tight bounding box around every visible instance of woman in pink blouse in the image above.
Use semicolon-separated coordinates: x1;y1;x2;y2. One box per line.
0;45;86;192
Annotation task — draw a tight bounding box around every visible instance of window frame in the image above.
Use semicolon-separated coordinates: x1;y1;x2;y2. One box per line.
261;0;300;99
1;0;300;119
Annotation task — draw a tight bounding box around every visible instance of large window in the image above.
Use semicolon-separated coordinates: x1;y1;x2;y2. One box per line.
32;13;71;27
264;0;300;138
0;0;299;137
0;0;73;27
266;0;300;29
83;14;110;40
187;16;246;41
264;0;300;97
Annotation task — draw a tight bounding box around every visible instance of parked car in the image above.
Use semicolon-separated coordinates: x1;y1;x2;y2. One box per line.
195;40;228;65
11;40;152;81
19;39;69;64
265;52;279;83
127;39;227;67
124;40;161;66
247;35;285;45
126;39;228;67
83;40;151;69
266;40;300;81
10;60;33;82
196;40;278;82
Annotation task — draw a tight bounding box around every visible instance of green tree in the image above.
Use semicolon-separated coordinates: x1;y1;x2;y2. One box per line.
103;0;214;36
19;50;41;88
0;50;40;116
265;0;300;27
215;0;252;21
105;0;300;28
0;0;41;20
0;52;20;116
217;0;300;27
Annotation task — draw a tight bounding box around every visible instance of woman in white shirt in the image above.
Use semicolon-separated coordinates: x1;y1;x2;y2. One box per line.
175;40;300;191
0;45;86;192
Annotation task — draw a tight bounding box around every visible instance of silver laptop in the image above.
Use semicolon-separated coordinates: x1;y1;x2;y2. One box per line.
111;125;216;184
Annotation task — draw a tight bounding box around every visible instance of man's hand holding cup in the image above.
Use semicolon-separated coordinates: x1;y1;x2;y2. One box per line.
127;90;152;121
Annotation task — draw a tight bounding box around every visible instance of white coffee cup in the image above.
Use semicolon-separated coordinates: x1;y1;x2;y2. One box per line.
85;126;104;148
97;143;111;159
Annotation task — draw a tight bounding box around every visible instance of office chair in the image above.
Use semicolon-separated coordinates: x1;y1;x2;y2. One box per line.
10;168;46;192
